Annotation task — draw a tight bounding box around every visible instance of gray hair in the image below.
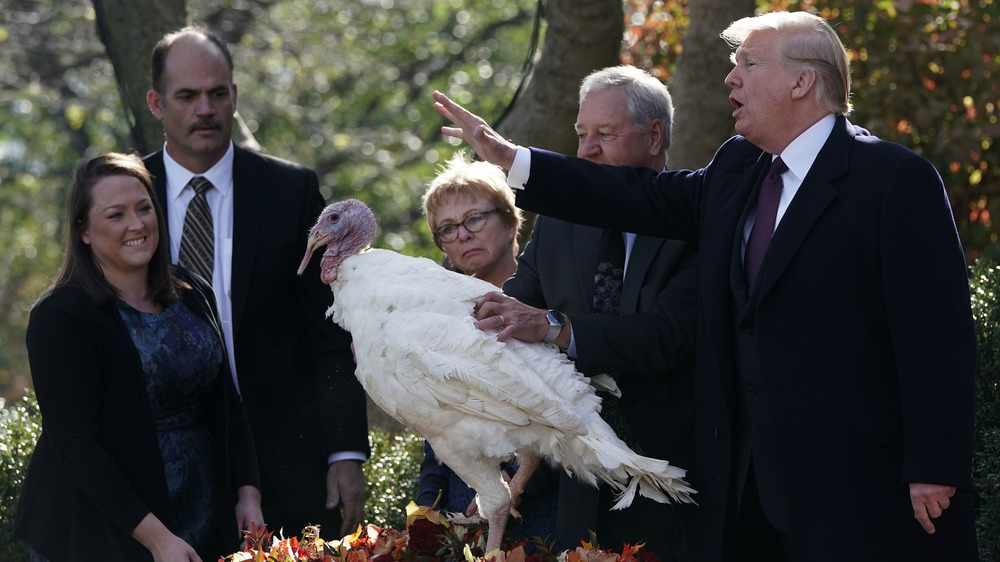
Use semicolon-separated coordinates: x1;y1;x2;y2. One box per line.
578;65;674;153
722;11;852;115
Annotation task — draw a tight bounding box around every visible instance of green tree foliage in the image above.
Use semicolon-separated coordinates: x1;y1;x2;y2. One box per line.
204;0;539;256
0;390;41;562
622;0;687;79
0;0;130;396
363;429;424;532
625;0;1000;260
971;260;1000;558
804;0;1000;262
0;0;538;399
4;1;990;396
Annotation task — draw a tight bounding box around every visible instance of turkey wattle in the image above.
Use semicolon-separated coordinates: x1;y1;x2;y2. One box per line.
297;198;695;552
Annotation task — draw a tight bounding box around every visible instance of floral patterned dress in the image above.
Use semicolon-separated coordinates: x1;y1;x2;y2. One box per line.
118;299;223;555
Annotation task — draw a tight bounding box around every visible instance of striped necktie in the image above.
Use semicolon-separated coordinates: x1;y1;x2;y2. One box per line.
178;176;215;282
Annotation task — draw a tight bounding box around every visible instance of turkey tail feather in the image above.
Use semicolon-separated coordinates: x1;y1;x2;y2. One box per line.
559;426;697;510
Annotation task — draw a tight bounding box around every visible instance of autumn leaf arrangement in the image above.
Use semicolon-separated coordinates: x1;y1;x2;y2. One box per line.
220;502;661;562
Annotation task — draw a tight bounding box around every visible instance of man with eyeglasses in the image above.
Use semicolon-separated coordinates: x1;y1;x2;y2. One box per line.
475;66;698;560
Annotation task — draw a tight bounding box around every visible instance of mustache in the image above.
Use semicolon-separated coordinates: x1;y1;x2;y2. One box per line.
187;119;222;134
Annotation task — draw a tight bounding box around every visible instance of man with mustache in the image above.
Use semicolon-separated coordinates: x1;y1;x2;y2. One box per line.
143;27;369;540
477;65;698;559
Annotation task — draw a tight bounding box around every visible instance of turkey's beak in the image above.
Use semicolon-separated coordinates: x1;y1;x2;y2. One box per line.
298;227;328;276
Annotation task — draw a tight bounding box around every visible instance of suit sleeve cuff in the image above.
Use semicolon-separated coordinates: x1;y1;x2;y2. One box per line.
566;325;578;358
329;451;368;464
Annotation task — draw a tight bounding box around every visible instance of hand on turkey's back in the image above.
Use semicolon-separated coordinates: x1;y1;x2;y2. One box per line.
299;199;695;553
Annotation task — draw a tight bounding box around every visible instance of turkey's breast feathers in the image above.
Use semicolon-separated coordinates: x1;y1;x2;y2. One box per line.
326;249;603;455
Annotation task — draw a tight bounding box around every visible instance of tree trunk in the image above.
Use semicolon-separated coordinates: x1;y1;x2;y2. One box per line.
495;0;623;247
667;0;755;170
496;0;623;156
92;0;187;155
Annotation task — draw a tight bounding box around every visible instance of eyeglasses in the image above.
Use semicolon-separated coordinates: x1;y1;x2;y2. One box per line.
434;209;498;243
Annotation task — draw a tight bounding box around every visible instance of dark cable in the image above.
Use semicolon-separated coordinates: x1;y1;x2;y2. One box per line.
491;0;544;131
91;0;145;154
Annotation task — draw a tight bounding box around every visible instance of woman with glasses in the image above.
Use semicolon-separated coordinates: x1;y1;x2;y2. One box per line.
416;152;558;544
421;151;521;287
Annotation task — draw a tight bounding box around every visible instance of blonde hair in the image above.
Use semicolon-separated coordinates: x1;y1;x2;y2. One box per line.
422;151;523;252
722;11;852;115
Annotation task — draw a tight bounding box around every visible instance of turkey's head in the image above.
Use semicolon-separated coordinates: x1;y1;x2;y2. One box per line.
298;198;377;284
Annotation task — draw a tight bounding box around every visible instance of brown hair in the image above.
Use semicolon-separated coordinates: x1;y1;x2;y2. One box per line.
53;152;179;307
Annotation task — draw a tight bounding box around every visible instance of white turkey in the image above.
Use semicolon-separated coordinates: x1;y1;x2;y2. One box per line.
297;198;695;553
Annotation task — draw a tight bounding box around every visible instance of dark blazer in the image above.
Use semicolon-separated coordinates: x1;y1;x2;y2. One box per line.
15;269;259;561
503;214;698;556
144;146;369;534
513;116;978;561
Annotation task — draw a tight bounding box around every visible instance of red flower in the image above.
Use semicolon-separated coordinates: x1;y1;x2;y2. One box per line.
635;550;660;562
407;518;447;556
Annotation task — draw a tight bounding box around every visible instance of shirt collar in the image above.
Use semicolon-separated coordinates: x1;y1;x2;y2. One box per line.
163;141;235;199
778;113;836;180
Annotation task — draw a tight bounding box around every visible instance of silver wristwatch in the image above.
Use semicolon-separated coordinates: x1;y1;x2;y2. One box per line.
543;310;565;344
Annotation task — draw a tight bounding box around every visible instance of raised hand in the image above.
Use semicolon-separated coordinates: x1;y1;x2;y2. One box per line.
433;91;518;170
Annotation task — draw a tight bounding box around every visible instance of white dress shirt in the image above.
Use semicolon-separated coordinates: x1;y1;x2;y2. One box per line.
740;114;835;253
162;143;365;463
162;142;239;388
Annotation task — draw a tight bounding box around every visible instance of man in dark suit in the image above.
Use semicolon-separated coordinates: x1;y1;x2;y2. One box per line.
478;66;697;559
143;27;369;540
435;11;977;562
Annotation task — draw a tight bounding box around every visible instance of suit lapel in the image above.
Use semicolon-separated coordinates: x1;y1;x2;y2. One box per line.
230;147;264;337
622;235;662;314
753;119;852;301
696;151;765;331
572;223;603;312
730;159;770;311
148;152;170;230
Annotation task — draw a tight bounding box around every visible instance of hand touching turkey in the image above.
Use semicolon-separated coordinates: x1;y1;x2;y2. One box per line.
298;198;694;553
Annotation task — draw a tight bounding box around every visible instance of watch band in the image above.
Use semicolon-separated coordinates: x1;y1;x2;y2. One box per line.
543;310;565;344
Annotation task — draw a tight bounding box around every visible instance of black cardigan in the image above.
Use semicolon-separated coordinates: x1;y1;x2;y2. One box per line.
15;269;259;561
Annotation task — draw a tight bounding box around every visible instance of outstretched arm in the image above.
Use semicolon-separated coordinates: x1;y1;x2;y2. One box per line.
433;91;518;170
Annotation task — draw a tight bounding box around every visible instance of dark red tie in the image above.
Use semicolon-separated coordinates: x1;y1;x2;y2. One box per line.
744;157;787;293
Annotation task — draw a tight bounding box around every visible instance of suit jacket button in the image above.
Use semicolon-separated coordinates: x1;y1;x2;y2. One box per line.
740;327;752;337
745;386;756;397
713;427;720;439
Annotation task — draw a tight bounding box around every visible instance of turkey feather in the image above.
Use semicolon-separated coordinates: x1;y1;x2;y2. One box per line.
300;199;695;552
